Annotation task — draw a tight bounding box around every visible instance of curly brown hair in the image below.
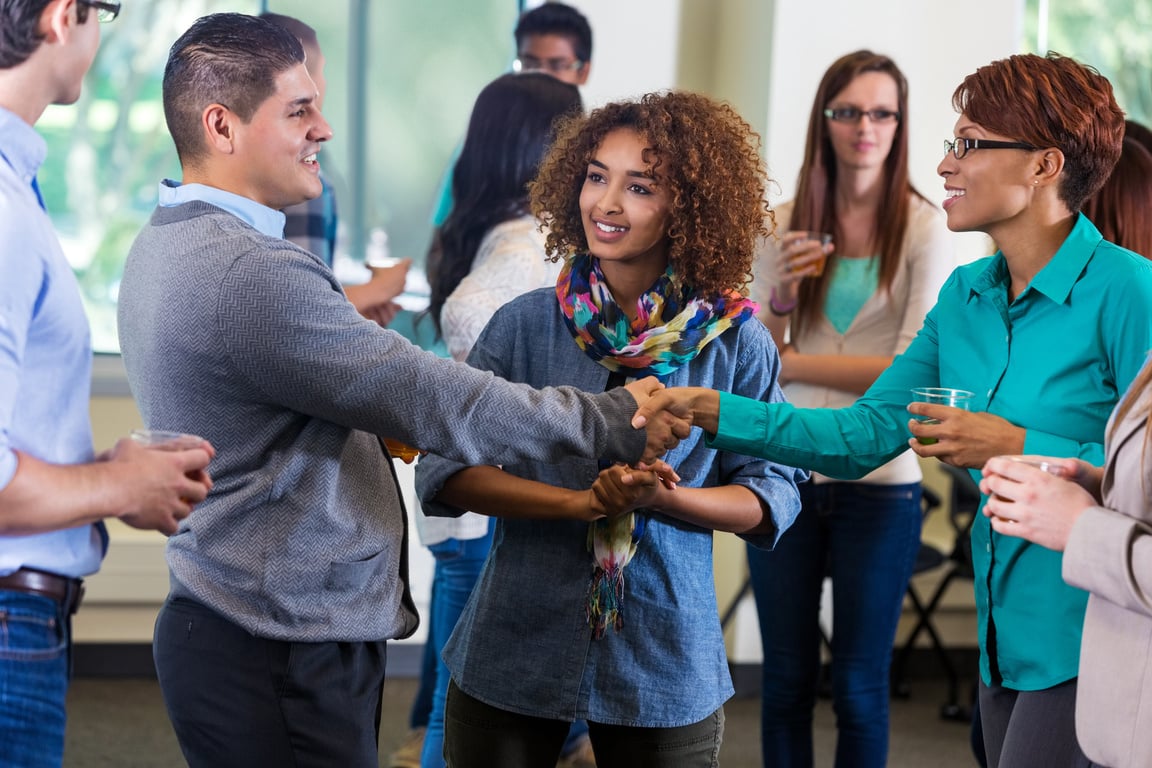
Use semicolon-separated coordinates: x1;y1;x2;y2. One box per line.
529;90;774;298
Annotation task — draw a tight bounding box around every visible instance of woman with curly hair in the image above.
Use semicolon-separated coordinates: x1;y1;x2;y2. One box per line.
414;91;807;767
746;50;953;767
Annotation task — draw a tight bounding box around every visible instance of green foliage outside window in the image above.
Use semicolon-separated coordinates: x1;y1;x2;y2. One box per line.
1022;0;1152;125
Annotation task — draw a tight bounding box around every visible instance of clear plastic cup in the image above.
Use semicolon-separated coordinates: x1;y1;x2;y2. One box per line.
1006;456;1067;477
130;429;206;451
910;387;974;445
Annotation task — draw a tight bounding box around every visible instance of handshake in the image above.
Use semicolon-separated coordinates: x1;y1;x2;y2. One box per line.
623;379;721;465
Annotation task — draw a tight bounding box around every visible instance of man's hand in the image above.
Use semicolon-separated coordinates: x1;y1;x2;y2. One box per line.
630;386;719;455
108;438;215;535
345;259;411;326
907;405;1024;469
624;379;697;464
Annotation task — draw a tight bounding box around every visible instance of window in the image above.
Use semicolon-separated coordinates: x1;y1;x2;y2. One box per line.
1023;0;1152;125
41;1;518;354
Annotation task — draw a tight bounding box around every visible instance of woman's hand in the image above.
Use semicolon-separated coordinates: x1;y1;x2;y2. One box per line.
589;463;669;519
979;455;1098;551
774;231;833;289
908;405;1024;469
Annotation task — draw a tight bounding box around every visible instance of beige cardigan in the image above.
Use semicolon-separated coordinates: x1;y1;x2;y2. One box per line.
750;196;955;484
1064;374;1152;768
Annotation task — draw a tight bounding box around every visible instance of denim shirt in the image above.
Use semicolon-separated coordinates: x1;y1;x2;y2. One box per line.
416;287;806;727
711;214;1152;690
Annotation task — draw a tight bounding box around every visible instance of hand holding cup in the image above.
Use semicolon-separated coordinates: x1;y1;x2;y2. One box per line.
777;231;834;282
908;387;974;445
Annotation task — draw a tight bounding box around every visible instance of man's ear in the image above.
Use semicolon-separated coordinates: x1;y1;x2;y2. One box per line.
575;62;591;87
202;104;238;155
39;0;75;44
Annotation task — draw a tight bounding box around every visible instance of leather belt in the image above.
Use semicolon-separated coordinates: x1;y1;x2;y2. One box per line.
0;567;85;615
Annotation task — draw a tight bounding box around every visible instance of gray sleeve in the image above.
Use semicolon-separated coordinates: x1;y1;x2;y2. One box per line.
216;246;645;468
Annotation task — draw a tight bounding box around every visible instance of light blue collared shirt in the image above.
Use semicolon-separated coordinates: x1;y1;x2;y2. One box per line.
158;179;285;238
0;107;104;578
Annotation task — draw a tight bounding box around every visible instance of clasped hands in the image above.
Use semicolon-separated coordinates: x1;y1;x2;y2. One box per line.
623;380;719;465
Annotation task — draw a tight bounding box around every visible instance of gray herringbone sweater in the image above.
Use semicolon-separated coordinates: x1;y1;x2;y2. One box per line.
118;202;644;642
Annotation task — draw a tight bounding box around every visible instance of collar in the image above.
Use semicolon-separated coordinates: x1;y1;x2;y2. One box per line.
0;106;48;186
968;213;1101;306
158;179;285;238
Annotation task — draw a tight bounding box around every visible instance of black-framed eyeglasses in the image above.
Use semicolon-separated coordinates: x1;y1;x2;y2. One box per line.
822;107;900;124
512;56;584;75
944;137;1037;160
77;0;120;23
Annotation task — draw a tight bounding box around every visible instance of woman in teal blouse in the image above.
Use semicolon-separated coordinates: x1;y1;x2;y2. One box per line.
635;53;1152;768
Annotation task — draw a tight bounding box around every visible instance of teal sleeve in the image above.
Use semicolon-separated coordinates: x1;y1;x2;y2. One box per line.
704;289;950;478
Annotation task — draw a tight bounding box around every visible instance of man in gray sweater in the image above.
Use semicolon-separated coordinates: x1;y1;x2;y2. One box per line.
118;13;687;768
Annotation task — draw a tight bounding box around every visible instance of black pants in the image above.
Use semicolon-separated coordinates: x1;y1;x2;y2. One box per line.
443;679;724;768
153;596;387;768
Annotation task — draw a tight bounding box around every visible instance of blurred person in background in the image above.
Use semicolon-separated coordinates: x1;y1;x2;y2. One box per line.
747;49;953;768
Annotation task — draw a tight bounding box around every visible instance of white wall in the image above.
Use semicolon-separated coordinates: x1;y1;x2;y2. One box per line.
763;0;1019;263
529;0;685;108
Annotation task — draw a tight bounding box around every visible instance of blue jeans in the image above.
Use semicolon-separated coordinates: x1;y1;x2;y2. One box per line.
420;521;497;768
0;591;70;768
747;481;921;768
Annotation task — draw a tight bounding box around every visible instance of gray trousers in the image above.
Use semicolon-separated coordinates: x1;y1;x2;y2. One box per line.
978;678;1095;768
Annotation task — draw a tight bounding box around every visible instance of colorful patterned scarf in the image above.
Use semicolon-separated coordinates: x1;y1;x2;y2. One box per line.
556;253;758;637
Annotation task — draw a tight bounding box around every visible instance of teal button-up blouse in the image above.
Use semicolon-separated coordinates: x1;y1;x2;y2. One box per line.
710;214;1152;690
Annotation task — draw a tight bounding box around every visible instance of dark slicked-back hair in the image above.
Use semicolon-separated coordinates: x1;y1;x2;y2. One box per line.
952;52;1124;213
1;0;56;68
791;49;920;337
429;72;582;334
163;13;304;167
515;2;592;63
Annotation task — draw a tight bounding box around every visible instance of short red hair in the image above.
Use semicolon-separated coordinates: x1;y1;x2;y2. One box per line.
952;53;1124;212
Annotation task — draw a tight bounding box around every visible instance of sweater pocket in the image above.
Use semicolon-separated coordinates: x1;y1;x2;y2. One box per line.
323;547;393;593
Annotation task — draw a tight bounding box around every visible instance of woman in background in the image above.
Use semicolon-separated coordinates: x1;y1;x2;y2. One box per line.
1082;127;1152;259
419;71;582;768
748;50;953;768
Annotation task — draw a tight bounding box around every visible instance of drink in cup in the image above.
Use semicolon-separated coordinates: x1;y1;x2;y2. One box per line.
788;231;833;277
910;387;974;445
384;437;424;464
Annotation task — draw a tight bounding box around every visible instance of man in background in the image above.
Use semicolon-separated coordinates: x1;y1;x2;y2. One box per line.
0;1;215;764
260;11;410;328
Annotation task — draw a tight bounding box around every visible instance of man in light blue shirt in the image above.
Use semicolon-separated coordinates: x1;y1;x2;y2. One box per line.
0;2;214;764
